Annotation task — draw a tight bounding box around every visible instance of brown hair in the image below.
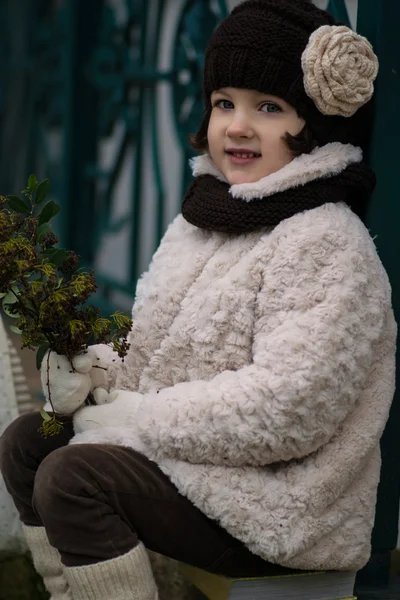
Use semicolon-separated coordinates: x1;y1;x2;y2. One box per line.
188;107;318;157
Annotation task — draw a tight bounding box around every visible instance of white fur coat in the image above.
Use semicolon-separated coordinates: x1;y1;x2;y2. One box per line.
72;144;397;570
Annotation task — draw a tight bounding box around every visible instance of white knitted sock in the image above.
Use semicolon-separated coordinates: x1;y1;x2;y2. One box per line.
23;525;72;600
64;543;158;600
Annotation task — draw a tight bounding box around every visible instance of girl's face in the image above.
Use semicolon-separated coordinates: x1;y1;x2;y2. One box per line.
207;88;305;185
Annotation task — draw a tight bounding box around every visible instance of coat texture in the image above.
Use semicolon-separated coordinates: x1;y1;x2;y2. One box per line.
72;144;396;571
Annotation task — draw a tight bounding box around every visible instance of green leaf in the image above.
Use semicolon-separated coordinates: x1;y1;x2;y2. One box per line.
38;201;60;225
3;286;20;318
40;248;56;258
50;248;68;267
2;288;19;306
36;222;52;243
9;325;22;334
3;304;19;319
36;343;50;370
28;173;37;192
35;179;50;205
7;195;30;214
40;407;52;422
28;174;38;191
23;299;36;312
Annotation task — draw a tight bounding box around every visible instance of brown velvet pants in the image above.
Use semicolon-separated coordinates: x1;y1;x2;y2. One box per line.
0;412;294;576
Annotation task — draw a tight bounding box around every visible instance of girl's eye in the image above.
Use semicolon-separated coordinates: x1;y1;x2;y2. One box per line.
214;99;234;110
260;102;282;113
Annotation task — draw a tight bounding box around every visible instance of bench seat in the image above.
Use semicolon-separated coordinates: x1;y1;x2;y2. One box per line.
179;562;357;600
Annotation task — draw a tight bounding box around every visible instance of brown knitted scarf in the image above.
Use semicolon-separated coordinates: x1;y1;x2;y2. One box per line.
182;161;375;233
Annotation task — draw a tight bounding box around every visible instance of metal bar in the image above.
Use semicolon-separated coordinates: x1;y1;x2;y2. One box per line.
58;0;78;249
150;0;165;244
95;273;135;297
356;0;378;46
129;0;147;285
0;0;36;194
327;0;351;26
60;0;101;264
217;0;229;19
357;0;400;561
98;132;131;237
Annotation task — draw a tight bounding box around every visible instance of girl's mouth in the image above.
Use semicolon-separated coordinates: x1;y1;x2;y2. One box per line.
225;150;261;166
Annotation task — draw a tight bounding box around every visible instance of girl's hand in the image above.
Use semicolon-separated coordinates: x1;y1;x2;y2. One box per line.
73;389;143;432
71;390;146;453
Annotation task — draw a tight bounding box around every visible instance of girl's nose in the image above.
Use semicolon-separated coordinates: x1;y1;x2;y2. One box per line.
226;114;254;139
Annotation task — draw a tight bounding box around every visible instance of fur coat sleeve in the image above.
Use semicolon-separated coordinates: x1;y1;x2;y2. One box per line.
133;212;389;467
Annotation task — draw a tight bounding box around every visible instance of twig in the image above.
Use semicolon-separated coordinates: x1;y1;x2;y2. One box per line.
46;350;56;414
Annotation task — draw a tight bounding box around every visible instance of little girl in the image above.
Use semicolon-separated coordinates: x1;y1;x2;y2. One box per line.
0;1;396;599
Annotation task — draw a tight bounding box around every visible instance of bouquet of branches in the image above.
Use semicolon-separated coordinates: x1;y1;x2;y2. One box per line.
0;175;132;436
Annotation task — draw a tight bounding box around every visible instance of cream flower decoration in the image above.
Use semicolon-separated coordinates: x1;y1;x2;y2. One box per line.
301;25;379;117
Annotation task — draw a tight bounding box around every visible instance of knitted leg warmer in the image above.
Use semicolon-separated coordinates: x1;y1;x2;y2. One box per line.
64;543;158;600
23;525;72;600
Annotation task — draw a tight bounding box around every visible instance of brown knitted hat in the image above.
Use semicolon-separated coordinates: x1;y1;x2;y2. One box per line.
204;0;379;148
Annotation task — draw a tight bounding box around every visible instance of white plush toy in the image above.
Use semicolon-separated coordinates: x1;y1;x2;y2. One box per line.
41;343;117;414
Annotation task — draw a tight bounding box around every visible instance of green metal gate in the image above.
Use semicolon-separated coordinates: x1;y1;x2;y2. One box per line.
0;0;231;313
0;0;354;314
1;0;399;591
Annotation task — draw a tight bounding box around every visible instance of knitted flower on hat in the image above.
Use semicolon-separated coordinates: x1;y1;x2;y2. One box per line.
302;25;379;117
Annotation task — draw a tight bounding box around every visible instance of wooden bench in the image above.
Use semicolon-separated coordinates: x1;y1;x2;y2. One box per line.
179;562;357;600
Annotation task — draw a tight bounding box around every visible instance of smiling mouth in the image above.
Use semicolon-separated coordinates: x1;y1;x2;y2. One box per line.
225;151;262;166
225;151;261;158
